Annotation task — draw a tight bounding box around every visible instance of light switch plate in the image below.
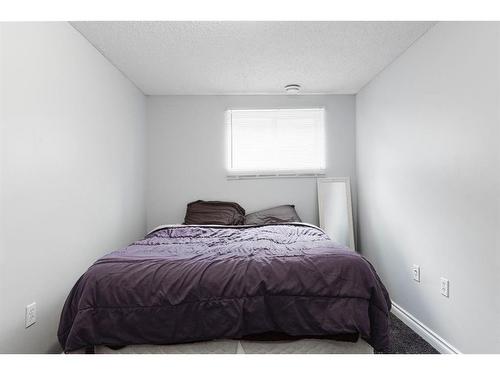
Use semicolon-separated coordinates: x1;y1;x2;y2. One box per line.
25;302;36;328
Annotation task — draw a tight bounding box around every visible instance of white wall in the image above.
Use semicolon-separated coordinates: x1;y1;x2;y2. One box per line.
146;95;355;230
0;23;146;353
356;22;500;353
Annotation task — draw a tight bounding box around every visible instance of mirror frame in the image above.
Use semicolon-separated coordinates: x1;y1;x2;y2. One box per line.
317;177;356;251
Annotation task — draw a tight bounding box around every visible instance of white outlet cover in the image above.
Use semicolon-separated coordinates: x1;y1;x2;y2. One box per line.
25;302;36;328
412;265;420;282
440;277;450;297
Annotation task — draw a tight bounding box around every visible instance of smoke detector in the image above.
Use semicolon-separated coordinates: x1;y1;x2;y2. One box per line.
285;84;301;95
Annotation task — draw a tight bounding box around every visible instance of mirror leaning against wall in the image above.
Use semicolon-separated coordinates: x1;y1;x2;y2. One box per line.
317;177;355;251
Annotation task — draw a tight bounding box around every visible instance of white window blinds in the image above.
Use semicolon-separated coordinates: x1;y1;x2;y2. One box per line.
226;108;325;177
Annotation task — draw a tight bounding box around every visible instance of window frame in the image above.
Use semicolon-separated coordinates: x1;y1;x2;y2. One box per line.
225;107;326;179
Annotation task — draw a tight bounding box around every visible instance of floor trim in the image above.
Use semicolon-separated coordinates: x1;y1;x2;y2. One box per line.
391;301;461;354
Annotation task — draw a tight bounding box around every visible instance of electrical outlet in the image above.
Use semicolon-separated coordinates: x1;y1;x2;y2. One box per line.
440;277;449;297
412;265;420;282
25;302;36;328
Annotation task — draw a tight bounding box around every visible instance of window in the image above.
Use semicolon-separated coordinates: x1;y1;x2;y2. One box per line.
226;108;325;178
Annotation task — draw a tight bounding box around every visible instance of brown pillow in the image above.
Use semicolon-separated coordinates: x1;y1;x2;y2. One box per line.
244;205;302;225
183;200;245;225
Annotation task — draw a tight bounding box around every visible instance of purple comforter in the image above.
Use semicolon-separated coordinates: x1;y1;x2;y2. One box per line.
58;224;391;352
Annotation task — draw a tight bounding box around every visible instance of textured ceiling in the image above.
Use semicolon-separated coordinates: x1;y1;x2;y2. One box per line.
71;21;435;95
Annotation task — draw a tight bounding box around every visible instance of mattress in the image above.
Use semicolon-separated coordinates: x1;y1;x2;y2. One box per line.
92;339;374;354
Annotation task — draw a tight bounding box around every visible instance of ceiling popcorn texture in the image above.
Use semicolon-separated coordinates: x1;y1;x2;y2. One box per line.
72;21;435;95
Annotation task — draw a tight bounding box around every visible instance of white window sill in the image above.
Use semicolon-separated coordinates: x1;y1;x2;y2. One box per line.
227;172;326;180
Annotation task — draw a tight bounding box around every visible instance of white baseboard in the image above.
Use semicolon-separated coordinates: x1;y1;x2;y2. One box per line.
391;301;460;354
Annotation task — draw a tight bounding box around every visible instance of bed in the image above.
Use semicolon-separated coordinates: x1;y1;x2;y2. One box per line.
58;223;391;353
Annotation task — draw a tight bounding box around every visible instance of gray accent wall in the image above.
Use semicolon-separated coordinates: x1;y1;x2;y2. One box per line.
146;95;356;230
356;22;500;353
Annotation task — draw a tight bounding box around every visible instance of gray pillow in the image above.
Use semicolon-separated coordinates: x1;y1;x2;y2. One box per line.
244;205;301;225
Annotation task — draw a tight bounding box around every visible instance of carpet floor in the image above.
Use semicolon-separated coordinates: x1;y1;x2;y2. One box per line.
377;313;439;354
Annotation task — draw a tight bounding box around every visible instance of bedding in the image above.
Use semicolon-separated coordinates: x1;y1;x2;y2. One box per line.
58;223;391;352
244;205;302;225
183;200;245;225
